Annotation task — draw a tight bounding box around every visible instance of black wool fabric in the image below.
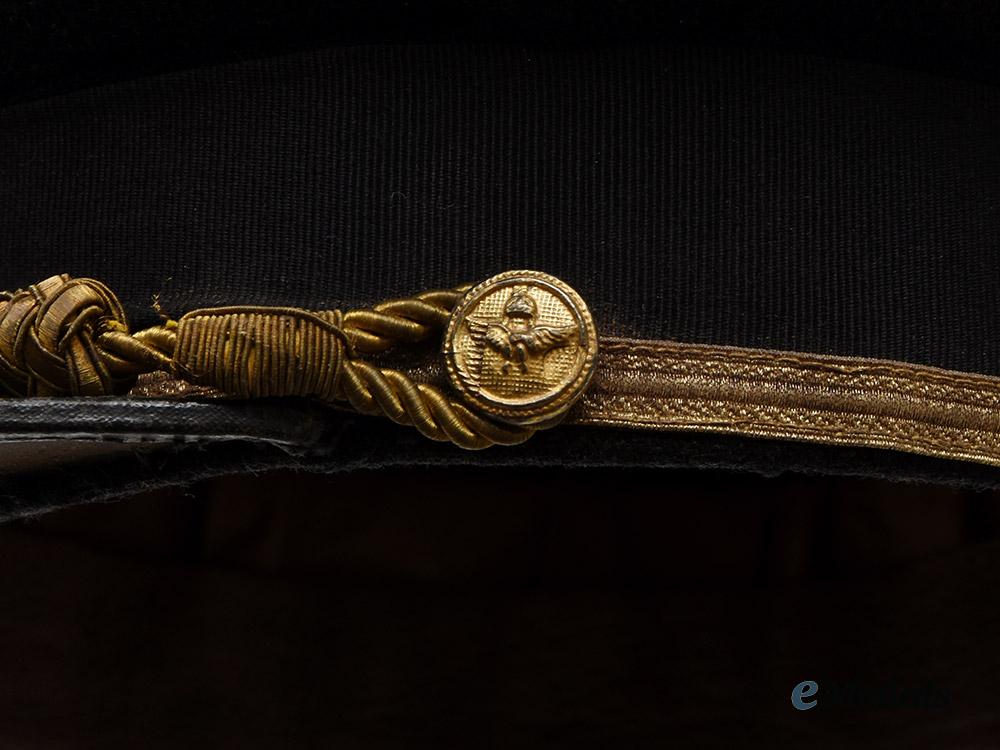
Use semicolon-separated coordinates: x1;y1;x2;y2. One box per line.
3;45;1000;376
3;44;1000;496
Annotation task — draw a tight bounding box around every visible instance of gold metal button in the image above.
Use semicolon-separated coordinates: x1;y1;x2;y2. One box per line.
443;270;598;426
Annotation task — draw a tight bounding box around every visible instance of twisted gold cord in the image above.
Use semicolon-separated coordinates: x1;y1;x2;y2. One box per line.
342;286;472;355
0;275;533;449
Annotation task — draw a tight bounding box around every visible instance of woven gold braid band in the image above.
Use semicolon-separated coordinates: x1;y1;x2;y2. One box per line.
0;274;540;449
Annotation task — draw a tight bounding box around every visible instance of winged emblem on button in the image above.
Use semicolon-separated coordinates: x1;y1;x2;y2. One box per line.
464;287;577;375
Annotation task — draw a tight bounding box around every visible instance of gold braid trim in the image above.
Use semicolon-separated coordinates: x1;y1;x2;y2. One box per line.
0;275;532;449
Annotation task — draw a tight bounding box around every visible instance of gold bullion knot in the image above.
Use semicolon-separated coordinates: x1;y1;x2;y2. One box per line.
443;270;599;426
0;274;164;396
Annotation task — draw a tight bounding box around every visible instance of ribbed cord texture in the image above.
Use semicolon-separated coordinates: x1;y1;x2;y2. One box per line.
2;45;999;374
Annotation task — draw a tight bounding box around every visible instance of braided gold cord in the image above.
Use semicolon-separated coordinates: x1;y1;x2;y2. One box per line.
337;359;531;449
168;304;532;449
130;287;471;359
341;286;471;355
132;320;179;359
0;275;532;449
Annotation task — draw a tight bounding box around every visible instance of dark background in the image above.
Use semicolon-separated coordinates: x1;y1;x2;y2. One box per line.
3;1;1000;746
3;0;1000;107
4;468;1000;747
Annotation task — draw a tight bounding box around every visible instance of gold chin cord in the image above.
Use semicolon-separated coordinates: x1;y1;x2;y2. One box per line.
6;270;1000;466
